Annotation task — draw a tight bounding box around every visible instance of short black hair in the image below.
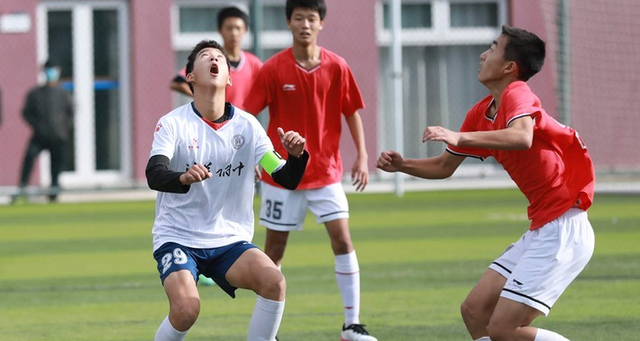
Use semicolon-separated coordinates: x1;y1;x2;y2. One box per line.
185;40;230;93
286;0;326;21
217;6;249;31
501;25;546;81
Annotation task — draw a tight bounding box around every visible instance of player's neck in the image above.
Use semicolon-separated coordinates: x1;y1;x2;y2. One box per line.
292;43;321;70
225;45;242;62
485;77;517;111
193;88;226;121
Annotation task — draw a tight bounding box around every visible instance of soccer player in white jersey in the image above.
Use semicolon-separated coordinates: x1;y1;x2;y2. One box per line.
146;40;308;341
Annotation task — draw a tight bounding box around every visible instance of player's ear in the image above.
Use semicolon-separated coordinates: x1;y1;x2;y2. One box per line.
227;76;232;87
505;61;518;76
186;72;195;83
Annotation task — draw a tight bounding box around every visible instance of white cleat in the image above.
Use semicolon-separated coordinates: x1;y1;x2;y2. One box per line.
341;324;377;341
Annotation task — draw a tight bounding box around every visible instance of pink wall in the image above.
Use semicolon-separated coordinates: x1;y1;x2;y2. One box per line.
568;2;640;169
129;0;175;181
321;0;379;174
0;0;177;186
2;0;637;189
511;0;640;170
0;0;40;186
510;0;559;122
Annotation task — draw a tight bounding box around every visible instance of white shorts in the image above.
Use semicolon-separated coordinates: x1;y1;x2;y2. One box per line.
489;208;595;316
258;182;349;231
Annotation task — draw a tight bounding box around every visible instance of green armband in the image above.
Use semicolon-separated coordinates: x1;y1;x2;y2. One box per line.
260;150;285;175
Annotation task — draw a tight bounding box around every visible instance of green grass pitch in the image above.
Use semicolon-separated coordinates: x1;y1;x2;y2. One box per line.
1;188;639;340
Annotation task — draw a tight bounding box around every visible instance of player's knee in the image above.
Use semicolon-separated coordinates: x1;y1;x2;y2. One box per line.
460;298;476;321
169;297;200;330
330;238;353;255
257;268;286;301
486;320;511;341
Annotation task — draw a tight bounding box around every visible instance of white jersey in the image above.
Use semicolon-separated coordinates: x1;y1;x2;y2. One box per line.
150;103;273;251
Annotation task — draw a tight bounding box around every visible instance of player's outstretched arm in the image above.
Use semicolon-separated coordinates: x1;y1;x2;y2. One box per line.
377;150;464;180
146;155;211;193
424;116;533;150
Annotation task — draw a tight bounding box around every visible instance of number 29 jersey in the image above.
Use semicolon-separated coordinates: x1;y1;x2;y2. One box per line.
150;103;273;251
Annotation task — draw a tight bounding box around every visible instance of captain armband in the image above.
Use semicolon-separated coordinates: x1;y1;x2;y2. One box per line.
259;150;286;175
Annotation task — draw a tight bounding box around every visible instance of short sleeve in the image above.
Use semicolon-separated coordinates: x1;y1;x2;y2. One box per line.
446;105;492;160
176;68;187;81
150;117;176;160
243;64;271;116
341;64;365;117
502;82;543;125
252;116;274;165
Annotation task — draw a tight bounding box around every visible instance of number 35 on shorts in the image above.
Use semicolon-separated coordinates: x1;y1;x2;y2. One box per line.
161;248;188;275
265;199;284;220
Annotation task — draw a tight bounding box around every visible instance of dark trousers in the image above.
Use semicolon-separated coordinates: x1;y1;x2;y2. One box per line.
19;134;66;189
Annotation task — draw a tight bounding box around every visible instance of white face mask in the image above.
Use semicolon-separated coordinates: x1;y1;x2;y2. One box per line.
44;67;60;82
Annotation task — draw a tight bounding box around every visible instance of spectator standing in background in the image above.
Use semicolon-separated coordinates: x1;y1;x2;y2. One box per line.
13;60;73;203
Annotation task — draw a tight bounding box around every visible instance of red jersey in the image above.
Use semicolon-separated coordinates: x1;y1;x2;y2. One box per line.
175;51;262;110
227;51;262;110
243;47;365;190
448;81;595;229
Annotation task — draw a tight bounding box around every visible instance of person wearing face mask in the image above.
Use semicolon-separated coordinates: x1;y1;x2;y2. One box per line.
13;59;74;203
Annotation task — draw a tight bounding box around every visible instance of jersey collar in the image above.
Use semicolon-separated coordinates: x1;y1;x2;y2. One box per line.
191;102;235;130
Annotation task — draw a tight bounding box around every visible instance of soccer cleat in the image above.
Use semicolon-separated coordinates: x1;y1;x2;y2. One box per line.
340;324;377;341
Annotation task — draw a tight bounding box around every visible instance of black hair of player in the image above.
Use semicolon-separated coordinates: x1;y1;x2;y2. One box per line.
185;40;231;93
217;6;250;31
286;0;326;21
501;25;546;81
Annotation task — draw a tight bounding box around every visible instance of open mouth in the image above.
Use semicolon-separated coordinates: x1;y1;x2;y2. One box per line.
210;64;219;75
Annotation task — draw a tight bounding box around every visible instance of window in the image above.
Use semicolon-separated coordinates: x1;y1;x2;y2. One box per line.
377;0;507;172
259;0;290;58
171;1;252;106
382;3;432;29
172;1;251;52
178;6;220;33
171;1;289;80
451;2;498;27
262;4;287;31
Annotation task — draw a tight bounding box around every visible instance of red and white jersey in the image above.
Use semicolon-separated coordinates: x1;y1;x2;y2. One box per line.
243;47;365;190
175;51;262;110
447;81;595;230
150;103;273;250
